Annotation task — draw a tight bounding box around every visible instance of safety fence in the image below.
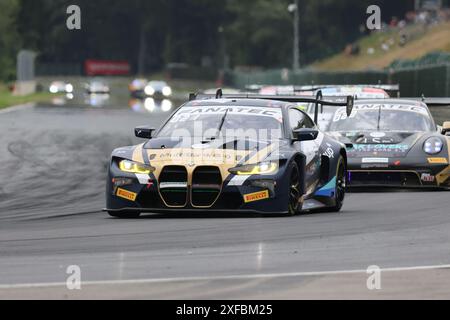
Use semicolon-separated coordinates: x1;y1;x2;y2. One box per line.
225;64;450;97
36;63;83;76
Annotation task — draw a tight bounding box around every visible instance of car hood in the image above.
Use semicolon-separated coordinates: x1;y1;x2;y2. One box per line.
327;131;423;158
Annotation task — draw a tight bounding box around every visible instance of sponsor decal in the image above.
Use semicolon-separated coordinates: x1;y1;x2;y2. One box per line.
135;173;151;185
353;144;409;153
170;106;283;123
160;182;188;189
356;137;396;144
323;143;335;159
116;188;137;201
362;158;389;164
370;132;386;138
333;104;429;122
421;173;435;182
85;59;130;76
361;164;389;169
427;157;448;164
112;178;134;187
157;151;234;161
243;190;270;203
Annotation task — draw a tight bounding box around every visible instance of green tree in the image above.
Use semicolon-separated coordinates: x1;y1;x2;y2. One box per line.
226;0;292;67
0;0;20;81
12;0;418;74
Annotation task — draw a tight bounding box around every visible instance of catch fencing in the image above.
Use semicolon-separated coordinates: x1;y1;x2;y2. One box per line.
226;64;450;97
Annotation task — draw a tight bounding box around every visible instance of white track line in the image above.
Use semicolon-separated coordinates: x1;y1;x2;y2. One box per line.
1;264;450;289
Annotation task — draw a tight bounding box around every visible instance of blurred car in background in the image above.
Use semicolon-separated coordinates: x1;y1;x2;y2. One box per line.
85;93;110;107
49;81;73;94
301;85;398;130
128;98;173;113
85;80;110;94
129;78;148;97
297;85;394;99
258;85;297;95
144;81;172;98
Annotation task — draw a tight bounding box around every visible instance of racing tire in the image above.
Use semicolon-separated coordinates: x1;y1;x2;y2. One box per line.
287;162;303;216
323;156;346;213
108;211;141;219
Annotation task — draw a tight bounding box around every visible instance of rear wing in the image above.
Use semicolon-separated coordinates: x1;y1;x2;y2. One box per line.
404;97;450;107
189;89;354;125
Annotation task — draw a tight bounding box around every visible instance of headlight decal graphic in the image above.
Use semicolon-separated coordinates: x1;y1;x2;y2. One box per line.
119;160;155;174
423;137;443;155
229;162;279;175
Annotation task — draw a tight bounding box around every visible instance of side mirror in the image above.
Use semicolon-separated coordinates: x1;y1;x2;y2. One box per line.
442;121;450;136
346;96;354;117
293;128;319;142
135;126;156;139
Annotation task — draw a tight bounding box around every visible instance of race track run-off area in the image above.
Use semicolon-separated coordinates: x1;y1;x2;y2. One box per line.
1;102;450;299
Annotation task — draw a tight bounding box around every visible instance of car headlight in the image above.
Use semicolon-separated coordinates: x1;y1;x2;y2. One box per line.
162;86;172;96
423;137;443;155
145;86;155;95
161;99;173;112
119;160;155;174
229;162;278;175
65;84;73;93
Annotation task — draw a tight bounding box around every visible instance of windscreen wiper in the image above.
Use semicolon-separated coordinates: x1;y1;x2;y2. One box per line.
202;108;230;143
215;108;230;138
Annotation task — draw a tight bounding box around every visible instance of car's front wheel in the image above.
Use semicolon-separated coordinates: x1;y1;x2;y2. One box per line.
325;156;346;213
288;162;303;216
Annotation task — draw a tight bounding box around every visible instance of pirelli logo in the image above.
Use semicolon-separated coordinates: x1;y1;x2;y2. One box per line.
116;188;137;201
427;158;448;164
244;190;270;203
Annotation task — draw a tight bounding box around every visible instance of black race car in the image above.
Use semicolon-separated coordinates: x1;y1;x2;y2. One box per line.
326;98;450;188
105;92;354;218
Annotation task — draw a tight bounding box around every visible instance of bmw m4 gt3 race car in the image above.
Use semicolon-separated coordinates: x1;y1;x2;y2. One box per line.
105;92;354;218
326;98;450;188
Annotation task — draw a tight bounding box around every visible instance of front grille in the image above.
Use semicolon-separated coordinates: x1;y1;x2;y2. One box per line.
159;166;188;207
348;171;422;187
192;166;222;207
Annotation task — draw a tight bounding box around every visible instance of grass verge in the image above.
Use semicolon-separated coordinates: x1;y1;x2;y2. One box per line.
0;86;57;110
313;22;450;71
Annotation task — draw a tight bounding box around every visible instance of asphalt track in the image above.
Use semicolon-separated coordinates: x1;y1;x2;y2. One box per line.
1;99;450;299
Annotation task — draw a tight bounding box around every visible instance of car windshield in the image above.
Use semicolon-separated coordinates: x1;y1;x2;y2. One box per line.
328;104;434;132
158;105;284;140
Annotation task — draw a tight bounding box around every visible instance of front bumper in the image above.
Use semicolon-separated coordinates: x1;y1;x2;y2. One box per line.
106;165;291;214
346;156;450;188
104;207;288;215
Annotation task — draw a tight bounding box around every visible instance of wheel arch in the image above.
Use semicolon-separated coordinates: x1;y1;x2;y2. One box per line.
291;153;307;196
340;148;347;168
